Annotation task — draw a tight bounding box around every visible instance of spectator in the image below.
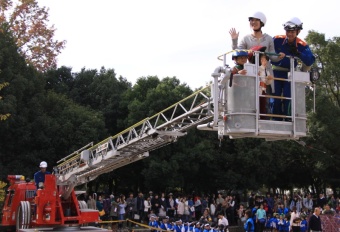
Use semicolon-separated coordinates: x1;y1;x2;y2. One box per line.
277;203;289;216
300;214;307;232
307;207;322;232
244;209;255;232
159;216;172;230
316;193;327;208
194;196;202;220
302;193;313;213
322;204;335;215
289;195;302;212
282;194;289;209
183;196;190;222
144;196;152;223
159;192;167;217
237;204;246;226
87;194;96;210
126;192;137;227
217;211;229;231
187;196;195;220
109;197;119;231
177;197;185;220
102;194;111;221
148;214;159;232
96;195;104;228
167;193;177;219
151;193;161;216
327;194;337;209
248;193;255;210
216;193;224;206
199;208;212;225
118;194;127;229
256;203;266;232
136;191;144;222
264;193;274;213
289;206;301;232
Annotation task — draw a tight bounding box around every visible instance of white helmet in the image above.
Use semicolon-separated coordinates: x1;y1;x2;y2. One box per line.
283;17;303;30
249;12;267;26
39;161;47;168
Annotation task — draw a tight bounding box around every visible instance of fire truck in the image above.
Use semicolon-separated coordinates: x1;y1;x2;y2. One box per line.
1;51;316;231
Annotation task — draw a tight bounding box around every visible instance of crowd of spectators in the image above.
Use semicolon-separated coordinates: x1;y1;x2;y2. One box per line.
83;190;340;231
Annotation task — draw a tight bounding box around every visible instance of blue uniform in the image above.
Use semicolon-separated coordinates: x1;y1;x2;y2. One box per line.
194;227;201;232
149;220;159;232
282;219;290;232
265;217;273;229
244;218;255;232
271;217;279;230
34;170;51;188
160;222;173;230
271;35;315;118
277;207;289;216
174;225;186;232
300;219;307;232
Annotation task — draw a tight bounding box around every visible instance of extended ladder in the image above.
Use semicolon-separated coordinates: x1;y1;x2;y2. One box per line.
55;87;213;186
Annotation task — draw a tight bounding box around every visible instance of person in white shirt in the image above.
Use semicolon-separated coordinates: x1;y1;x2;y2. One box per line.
290;206;301;232
217;211;229;231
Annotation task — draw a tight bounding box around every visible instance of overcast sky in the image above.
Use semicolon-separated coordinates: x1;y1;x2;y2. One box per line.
37;0;337;90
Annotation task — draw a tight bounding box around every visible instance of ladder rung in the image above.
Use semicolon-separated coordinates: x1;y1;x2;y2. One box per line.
273;77;291;81
259;95;291;100
260;113;291;118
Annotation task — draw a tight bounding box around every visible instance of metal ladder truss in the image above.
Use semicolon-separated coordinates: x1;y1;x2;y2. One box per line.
55;86;213;186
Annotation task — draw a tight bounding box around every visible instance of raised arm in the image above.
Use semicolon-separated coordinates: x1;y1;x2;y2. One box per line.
229;28;239;50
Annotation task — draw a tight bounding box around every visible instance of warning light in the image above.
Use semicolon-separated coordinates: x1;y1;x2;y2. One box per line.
7;175;25;183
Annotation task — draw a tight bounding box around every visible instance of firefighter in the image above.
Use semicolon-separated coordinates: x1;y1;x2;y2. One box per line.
34;161;51;189
271;17;315;120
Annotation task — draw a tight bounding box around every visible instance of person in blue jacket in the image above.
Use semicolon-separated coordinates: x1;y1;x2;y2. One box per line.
277;203;290;216
244;209;255;232
159;216;173;230
299;214;308;232
282;215;290;232
34;161;51;189
271;17;315;120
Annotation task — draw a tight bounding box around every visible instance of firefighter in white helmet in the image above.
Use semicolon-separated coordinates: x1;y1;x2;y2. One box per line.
271;17;315;120
34;161;51;189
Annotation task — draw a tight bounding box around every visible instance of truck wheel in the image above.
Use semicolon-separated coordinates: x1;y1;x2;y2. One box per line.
16;201;31;230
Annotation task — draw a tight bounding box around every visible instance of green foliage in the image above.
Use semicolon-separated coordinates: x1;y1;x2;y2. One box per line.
0;81;10;120
45;67;131;135
0;180;6;201
1;26;339;197
0;29;106;180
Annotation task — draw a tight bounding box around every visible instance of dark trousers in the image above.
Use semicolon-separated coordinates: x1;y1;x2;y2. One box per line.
273;70;291;120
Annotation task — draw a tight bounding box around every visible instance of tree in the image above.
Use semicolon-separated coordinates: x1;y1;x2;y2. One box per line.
0;81;10;120
302;31;340;194
0;25;106;181
0;0;66;71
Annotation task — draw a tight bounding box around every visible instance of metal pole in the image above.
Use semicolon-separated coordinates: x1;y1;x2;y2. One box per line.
290;56;296;137
255;52;259;135
313;84;316;113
